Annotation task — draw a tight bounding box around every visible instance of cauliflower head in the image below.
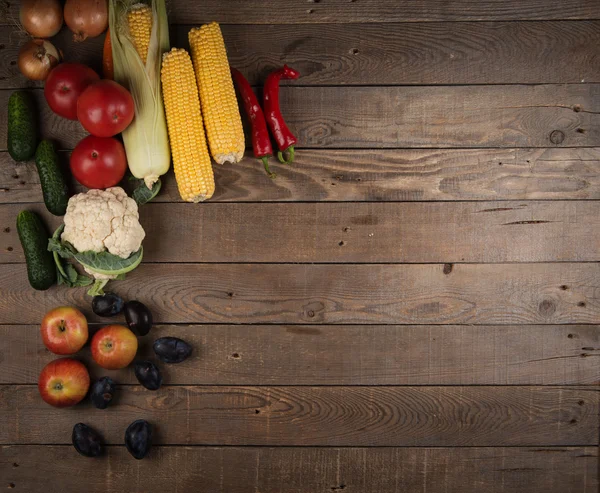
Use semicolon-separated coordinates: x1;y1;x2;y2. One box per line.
62;187;146;259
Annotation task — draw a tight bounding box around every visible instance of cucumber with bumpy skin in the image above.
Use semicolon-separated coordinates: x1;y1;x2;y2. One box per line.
7;91;37;161
35;140;69;216
17;210;56;290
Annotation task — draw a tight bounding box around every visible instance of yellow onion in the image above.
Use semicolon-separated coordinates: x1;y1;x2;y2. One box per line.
64;0;108;42
19;0;63;38
18;39;61;81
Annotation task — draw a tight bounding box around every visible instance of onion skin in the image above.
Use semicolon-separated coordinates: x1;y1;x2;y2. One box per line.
19;0;63;38
64;0;108;42
18;39;61;81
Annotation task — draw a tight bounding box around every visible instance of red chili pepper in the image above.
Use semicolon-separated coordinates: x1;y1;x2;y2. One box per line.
263;65;300;164
231;67;275;178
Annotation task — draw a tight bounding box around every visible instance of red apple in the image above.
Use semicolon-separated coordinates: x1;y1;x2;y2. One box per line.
91;325;138;370
38;358;90;408
41;306;89;355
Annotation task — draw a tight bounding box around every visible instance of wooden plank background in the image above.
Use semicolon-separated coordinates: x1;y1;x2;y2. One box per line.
2;0;600;24
1;385;597;446
1;85;599;149
1;447;597;493
2;325;598;385
2;148;600;203
0;262;599;325
2;21;600;88
5;201;600;263
1;0;599;491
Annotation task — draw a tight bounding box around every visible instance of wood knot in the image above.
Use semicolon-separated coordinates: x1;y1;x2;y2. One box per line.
302;301;325;321
443;263;453;275
538;299;556;317
573;104;582;112
549;130;565;145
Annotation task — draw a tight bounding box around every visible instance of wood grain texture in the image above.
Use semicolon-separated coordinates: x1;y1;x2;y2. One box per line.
0;263;598;325
4;200;600;263
1;446;597;493
2;148;600;203
1;85;598;150
4;0;599;24
1;385;597;446
2;325;598;385
3;22;600;88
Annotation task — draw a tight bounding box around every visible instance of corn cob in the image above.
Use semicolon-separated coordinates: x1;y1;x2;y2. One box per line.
127;3;153;64
188;23;245;164
161;48;215;202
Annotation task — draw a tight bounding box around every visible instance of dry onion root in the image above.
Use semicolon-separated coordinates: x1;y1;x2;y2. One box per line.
19;0;63;38
64;0;109;42
18;39;61;81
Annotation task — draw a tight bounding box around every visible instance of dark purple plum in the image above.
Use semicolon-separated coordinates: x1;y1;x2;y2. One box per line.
125;419;152;460
72;423;104;458
124;300;153;336
153;337;192;364
92;292;124;317
90;376;116;409
134;361;162;390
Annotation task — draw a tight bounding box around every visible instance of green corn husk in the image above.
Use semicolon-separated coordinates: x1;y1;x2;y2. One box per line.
109;0;171;189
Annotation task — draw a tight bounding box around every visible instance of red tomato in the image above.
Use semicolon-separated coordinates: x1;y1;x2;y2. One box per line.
70;136;127;189
77;80;135;137
44;63;100;120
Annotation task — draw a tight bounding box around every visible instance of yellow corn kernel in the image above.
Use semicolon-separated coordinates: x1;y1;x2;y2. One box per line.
127;4;153;64
161;48;215;202
188;22;245;164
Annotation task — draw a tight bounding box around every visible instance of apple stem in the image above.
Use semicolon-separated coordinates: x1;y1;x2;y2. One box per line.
59;320;66;332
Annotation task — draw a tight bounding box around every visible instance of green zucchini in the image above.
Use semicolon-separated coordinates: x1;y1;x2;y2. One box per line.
35;140;70;216
7;91;37;162
17;210;56;290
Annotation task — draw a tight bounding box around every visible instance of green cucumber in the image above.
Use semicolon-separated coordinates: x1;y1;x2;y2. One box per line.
35;140;69;216
7;91;37;162
17;210;56;290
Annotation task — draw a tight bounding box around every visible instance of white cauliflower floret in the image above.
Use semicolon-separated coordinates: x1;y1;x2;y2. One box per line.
62;187;145;260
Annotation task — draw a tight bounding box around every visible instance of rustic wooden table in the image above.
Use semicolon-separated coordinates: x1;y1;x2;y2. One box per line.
1;0;600;491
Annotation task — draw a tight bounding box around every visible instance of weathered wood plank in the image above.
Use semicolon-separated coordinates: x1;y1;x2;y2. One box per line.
3;22;600;88
2;325;598;385
0;385;596;446
2;148;600;203
1;446;597;493
1;85;598;150
4;201;600;264
0;263;597;325
4;0;600;24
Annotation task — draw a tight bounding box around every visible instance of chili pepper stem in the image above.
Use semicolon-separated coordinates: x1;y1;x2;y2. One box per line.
261;157;276;179
277;146;295;164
